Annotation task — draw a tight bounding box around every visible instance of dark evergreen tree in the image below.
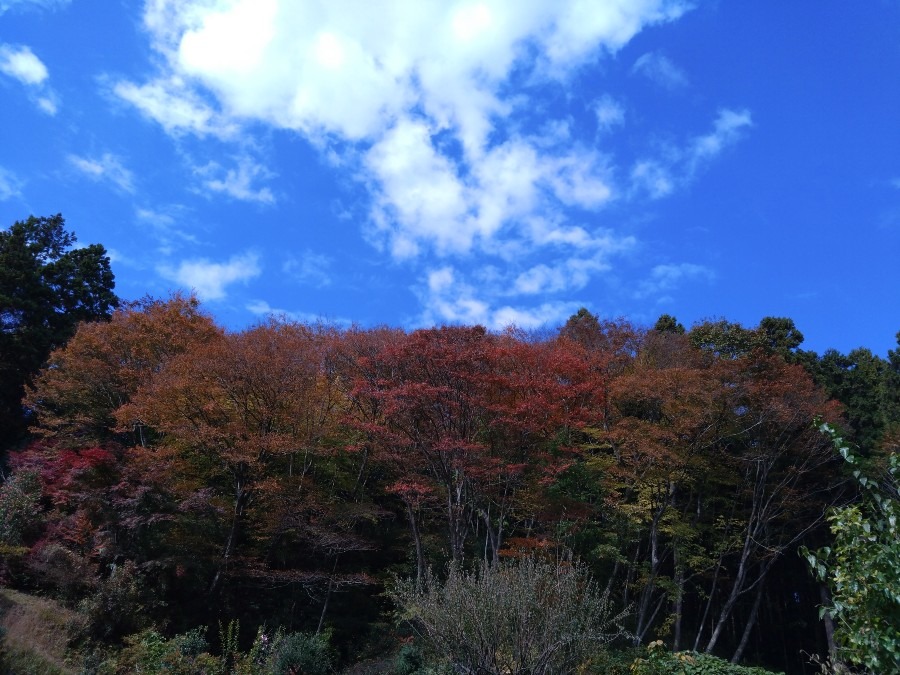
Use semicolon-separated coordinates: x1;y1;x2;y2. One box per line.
806;347;887;455
0;214;117;451
653;313;685;334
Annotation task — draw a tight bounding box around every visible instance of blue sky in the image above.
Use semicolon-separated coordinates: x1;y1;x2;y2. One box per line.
1;0;899;356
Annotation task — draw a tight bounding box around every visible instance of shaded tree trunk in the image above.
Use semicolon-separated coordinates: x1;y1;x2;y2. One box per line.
731;573;767;663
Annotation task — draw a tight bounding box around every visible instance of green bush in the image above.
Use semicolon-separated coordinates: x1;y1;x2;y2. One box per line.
631;640;783;675
802;422;900;673
269;630;333;675
391;642;453;675
77;561;149;641
100;627;221;675
0;471;42;546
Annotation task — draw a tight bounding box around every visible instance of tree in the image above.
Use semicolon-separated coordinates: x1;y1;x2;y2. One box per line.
699;355;839;661
117;319;372;602
807;347;888;455
603;344;729;647
26;293;220;442
757;316;804;359
351;326;604;571
653;314;685;335
0;215;117;450
689;317;804;361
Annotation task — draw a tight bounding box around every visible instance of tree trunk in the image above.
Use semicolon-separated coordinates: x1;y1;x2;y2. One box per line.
731;573;766;663
819;583;838;661
693;555;723;651
448;477;468;563
317;556;340;634
407;500;426;586
673;547;684;652
209;483;250;595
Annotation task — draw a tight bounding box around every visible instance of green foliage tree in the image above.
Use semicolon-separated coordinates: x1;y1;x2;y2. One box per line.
653;314;685;334
806;348;889;455
803;422;900;673
0;214;117;449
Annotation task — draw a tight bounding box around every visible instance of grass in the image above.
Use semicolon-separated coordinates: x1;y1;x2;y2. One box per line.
0;587;85;674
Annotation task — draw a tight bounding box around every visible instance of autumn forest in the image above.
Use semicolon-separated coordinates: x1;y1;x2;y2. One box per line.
1;217;898;674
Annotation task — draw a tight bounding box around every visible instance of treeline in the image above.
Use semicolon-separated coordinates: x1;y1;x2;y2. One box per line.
1;217;899;672
0;294;897;670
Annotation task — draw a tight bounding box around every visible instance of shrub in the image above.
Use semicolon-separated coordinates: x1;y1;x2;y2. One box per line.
77;560;150;641
268;630;333;675
391;556;630;675
111;627;221;675
391;642;453;675
631;640;783;675
0;471;42;546
802;422;900;672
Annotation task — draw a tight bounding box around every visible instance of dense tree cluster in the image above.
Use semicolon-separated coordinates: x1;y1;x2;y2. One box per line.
1;217;899;672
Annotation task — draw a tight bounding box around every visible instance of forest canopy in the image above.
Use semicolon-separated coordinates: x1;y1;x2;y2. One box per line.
1;218;899;674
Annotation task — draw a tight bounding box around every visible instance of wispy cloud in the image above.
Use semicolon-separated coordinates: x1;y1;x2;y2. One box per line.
283;251;332;288
688;108;753;170
113;77;237;138
0;43;47;84
0;43;58;113
0;0;70;14
0;166;23;200
136;207;198;255
157;251;261;301
420;266;581;330
194;157;275;204
632;51;688;90
631;108;753;199
593;95;625;133
68;152;135;193
246;299;347;325
635;263;715;301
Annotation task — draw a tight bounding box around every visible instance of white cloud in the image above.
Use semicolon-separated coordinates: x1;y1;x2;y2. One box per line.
0;43;59;113
421;265;581;330
631;160;675;199
68;153;135;193
113;77;237;138
632;51;688;90
513;255;613;296
0;44;47;84
365;117;472;258
121;0;691;253
36;95;57;114
118;1;753;322
194;157;275;204
0;166;22;200
157;251;261;301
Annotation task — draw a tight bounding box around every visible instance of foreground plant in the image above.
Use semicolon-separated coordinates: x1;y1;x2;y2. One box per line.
392;555;629;675
802;422;900;673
